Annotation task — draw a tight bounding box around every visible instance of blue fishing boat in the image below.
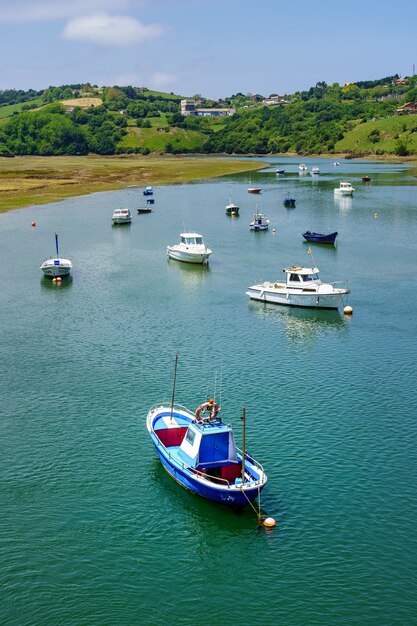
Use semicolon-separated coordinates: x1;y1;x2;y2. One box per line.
302;230;338;244
146;198;155;204
146;357;267;507
283;196;296;208
143;186;154;196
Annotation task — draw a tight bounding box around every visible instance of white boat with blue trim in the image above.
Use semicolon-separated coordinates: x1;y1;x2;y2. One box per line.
246;265;350;309
40;234;72;278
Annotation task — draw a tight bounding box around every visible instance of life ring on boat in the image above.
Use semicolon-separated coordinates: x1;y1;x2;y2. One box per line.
195;400;220;421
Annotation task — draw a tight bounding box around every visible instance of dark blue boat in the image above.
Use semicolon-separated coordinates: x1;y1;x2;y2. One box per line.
146;198;155;204
283;197;296;207
143;186;154;196
302;230;338;244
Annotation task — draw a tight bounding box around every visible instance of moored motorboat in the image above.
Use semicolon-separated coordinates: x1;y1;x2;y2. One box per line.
248;186;262;194
311;166;320;175
147;358;267;507
299;163;307;172
246;265;350;309
334;181;354;196
276;168;285;175
111;208;132;224
137;207;153;214
362;176;371;183
225;189;239;216
143;186;154;196
167;232;212;264
40;233;72;278
302;230;338;245
283;196;296;208
250;211;269;230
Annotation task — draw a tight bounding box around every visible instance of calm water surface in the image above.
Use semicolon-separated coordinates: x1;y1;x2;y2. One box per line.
1;157;417;625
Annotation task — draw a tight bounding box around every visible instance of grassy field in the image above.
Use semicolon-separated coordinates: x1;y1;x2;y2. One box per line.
335;114;417;154
60;98;103;108
0;155;266;213
120;126;207;152
0;97;44;119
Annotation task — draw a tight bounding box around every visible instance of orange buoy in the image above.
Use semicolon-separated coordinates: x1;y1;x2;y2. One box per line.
56;276;62;283
263;517;276;528
344;305;353;315
32;221;36;227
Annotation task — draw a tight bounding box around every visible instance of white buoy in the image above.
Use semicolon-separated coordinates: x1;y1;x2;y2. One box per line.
344;305;353;315
272;228;276;233
263;517;276;528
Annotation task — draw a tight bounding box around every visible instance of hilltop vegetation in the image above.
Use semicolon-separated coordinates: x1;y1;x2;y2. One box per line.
0;75;417;157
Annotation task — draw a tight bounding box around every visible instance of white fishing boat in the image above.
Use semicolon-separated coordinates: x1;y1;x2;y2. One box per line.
246;265;350;309
311;166;320;175
250;211;269;231
40;233;72;278
111;208;132;224
334;181;355;196
167;232;212;264
299;163;307;172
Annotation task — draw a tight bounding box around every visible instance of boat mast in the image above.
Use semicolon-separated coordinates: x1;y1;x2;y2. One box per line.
55;233;59;257
170;352;179;422
241;406;246;483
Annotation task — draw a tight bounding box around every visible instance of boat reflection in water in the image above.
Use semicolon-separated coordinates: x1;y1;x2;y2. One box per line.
167;258;210;291
334;195;352;212
248;300;348;342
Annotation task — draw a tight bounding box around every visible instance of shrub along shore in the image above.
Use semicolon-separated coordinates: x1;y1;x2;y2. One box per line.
0;154;267;213
1;153;416;214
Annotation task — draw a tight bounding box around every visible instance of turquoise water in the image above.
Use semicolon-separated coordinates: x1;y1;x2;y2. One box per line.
1;156;417;625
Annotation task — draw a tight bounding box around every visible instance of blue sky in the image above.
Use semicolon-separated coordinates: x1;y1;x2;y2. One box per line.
1;0;416;98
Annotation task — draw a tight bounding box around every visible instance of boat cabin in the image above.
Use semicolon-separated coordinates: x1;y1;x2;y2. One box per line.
284;266;321;288
180;233;204;246
153;413;243;484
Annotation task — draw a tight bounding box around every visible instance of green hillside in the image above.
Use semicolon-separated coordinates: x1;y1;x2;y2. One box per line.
335;114;417;155
1;76;417;156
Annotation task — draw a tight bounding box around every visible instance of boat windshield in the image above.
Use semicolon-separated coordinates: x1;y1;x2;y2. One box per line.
182;236;203;245
302;273;319;281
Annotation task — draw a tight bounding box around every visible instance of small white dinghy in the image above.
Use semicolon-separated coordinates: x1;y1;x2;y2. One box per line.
40;233;72;278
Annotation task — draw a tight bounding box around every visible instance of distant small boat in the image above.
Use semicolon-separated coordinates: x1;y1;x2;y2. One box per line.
362;176;371;183
299;163;307;172
112;208;132;224
167;232;212;264
225;189;239;216
40;233;72;278
143;186;154;196
276;168;285;175
311;166;320;175
248;186;262;194
137;207;153;214
333;162;340;167
302;230;338;245
250;211;269;231
283;196;296;208
146;198;155;204
334;181;354;196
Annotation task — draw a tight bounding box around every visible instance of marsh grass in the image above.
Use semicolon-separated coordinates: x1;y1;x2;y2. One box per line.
0;155;266;213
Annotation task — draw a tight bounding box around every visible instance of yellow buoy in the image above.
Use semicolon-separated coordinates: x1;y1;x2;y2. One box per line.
52;277;57;283
344;305;353;315
263;517;276;528
374;212;378;219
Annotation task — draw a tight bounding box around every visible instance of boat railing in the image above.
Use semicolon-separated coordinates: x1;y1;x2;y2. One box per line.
148;402;193;416
236;446;265;475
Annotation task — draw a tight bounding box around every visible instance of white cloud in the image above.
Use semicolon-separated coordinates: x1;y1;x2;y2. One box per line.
149;71;176;89
62;13;163;46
